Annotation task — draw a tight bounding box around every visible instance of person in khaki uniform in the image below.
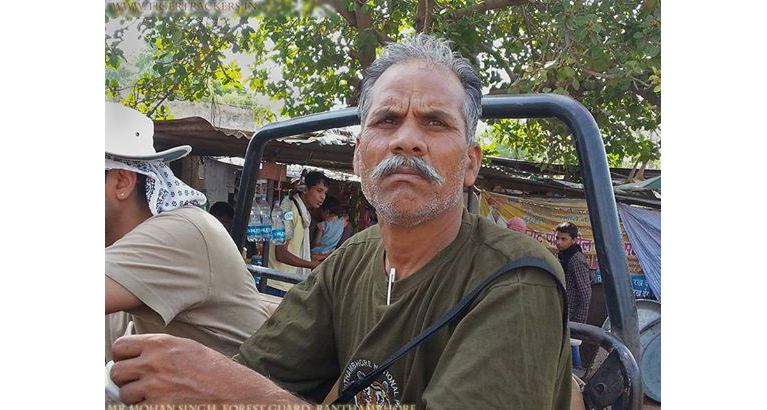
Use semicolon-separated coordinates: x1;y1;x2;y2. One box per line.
108;34;572;409
104;102;270;360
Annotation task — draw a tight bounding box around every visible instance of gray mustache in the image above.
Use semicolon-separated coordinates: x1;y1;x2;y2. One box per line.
370;155;444;184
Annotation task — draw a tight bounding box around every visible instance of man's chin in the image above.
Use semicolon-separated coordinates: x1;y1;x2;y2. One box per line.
375;203;441;227
379;213;428;228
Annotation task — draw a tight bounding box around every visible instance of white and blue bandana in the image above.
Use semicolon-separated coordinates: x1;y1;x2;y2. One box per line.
105;155;207;215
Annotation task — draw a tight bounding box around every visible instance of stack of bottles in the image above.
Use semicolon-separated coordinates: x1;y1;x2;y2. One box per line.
246;195;288;246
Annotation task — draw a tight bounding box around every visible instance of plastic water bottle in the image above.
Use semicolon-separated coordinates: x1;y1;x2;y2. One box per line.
256;194;272;242
283;197;295;241
271;200;286;245
282;207;292;242
246;202;260;242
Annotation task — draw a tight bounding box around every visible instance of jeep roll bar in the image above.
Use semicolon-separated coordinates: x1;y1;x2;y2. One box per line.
231;94;642;407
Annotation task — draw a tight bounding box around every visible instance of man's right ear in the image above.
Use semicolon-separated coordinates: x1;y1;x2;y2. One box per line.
110;170;138;201
352;137;361;176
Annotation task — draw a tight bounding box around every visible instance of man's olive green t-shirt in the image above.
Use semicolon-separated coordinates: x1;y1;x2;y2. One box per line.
234;209;572;409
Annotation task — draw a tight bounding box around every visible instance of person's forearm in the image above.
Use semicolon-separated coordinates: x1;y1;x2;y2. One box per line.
211;357;313;405
110;333;315;405
238;367;312;406
275;246;318;269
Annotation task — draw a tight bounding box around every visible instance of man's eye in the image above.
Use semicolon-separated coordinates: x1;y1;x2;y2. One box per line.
427;119;446;127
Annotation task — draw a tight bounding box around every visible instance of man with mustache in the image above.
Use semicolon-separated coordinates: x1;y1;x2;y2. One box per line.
110;34;572;409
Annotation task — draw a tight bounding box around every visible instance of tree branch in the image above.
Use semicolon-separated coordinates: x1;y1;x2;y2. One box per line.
415;0;427;32
631;76;651;88
146;81;179;117
478;43;516;83
423;0;433;33
546;24;571;66
353;1;376;70
451;0;528;21
631;82;661;108
146;40;218;117
320;0;394;46
371;29;395;45
320;0;358;28
319;0;393;105
347;75;362;106
578;65;621;80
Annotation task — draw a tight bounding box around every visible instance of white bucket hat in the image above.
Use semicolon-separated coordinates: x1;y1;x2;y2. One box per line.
105;101;191;162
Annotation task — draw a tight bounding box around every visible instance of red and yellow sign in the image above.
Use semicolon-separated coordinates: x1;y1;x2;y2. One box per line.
479;191;643;275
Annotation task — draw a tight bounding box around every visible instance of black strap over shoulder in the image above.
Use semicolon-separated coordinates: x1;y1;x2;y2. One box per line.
332;257;564;405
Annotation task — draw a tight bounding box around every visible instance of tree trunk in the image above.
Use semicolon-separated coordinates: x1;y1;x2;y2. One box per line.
354;1;377;70
415;0;435;33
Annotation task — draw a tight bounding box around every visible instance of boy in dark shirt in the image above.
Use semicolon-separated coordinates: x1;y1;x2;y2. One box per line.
555;222;592;323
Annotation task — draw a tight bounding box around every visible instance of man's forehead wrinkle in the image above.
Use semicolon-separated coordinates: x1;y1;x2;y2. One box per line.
413;93;459;116
372;87;459;118
375;86;411;106
370;96;407;119
365;59;467;131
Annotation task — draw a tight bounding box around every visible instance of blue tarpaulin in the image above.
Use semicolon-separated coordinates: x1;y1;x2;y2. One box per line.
618;203;661;301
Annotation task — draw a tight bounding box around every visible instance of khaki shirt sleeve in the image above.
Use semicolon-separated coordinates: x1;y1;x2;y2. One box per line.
232;265;339;403
421;267;571;410
105;213;210;325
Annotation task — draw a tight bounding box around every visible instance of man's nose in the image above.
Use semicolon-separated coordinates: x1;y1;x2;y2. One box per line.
388;119;427;156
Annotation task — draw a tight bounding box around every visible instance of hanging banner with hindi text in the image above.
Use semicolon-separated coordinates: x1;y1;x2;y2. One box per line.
478;191;646;279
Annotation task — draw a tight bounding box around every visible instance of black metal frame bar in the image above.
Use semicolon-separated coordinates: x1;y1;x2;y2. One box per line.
231;94;641;402
247;265;305;293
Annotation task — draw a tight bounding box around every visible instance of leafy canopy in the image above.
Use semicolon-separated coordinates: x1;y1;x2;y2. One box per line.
106;0;660;167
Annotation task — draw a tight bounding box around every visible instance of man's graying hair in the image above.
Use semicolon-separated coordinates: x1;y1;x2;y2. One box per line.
358;34;483;144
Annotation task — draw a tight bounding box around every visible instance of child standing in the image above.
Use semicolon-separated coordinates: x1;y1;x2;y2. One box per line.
311;196;345;259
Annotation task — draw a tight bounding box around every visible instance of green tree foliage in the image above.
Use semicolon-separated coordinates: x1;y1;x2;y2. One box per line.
106;0;660;166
